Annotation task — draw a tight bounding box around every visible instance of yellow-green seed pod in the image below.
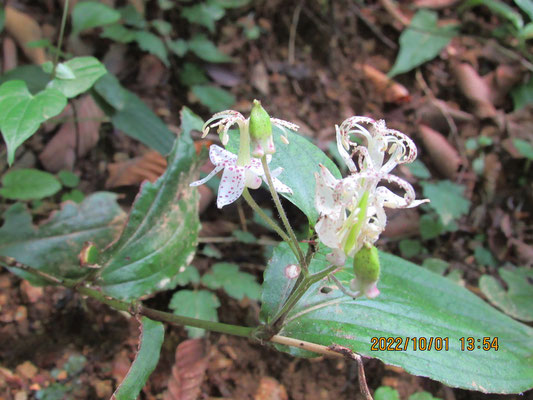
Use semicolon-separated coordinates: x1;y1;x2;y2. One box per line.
249;99;272;141
353;245;380;284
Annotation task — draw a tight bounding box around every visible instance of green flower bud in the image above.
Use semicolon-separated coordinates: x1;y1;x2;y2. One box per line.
249;99;272;141
353;245;380;283
350;245;380;298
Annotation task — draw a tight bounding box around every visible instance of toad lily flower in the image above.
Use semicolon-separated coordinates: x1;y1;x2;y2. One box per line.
190;145;292;208
315;117;429;267
201;100;299;166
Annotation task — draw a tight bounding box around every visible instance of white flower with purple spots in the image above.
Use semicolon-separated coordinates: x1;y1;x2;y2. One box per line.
315;117;429;266
190;145;292;208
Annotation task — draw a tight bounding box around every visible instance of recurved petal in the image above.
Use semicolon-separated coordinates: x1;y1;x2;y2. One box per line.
336;125;357;173
190;165;224;187
315;213;344;249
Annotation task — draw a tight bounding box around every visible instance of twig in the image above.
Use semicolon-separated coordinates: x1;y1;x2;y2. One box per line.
349;3;397;49
379;0;410;28
288;0;304;65
328;344;373;400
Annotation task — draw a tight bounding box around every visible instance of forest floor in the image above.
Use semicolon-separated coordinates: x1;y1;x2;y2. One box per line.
0;0;532;399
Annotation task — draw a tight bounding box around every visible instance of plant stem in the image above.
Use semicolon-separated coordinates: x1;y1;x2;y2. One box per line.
242;188;297;253
52;0;70;77
4;260;253;339
260;155;306;270
269;264;338;329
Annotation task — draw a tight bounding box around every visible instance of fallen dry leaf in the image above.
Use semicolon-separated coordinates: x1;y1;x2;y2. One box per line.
40;95;103;172
106;151;167;188
254;377;288;400
383;209;420;238
163;339;209;400
3;37;18;72
451;62;498;120
355;63;410;103
482;153;501;201
251;62;270;95
137;54;166;88
416;98;474;133
20;280;44;303
483;64;523;107
5;7;47;64
417;124;462;179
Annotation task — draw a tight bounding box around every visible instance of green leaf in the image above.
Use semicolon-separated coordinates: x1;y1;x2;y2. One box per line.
398;239;423;258
511;76;533;110
61;189;85;203
421;180;470;225
208;0;251;8
180;62;209;86
93;78;176;154
515;0;533;21
100;24;136;43
407;159;431;179
419;213;444;240
48;57;107;98
409;392;442;400
232;229;256;244
0;81;67;164
389;10;457;77
169;290;220;338
182;3;225;32
113;317;164;400
150;19;172;36
58;170;80;188
474;246;498;267
201;262;261;300
180;106;204;135
0;169;61;200
135;31;169;66
71;1;121;35
168;39;188;57
119;4;146;29
188;34;232;62
261;243;533;393
512;138;533;159
192;85;235;112
374;387;400;400
461;0;524;30
479;267;533;322
97;132;202;299
0;193;125;285
0;65;50;94
176;265;201;286
63;354;87;376
421;258;448;275
520;21;533;38
227;125;342;226
93;73;126;110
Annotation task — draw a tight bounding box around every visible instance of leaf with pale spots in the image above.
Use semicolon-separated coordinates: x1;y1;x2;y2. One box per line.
261;243;533;393
97;111;205;300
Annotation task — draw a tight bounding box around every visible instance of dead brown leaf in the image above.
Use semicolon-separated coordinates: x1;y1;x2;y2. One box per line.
416;98;474;133
383;209;420;238
482;153;501;201
417;124;462;179
3;37;18;72
483;64;523;107
354;63;410;103
4;7;47;64
451;62;498;120
254;377;288;400
106;151;167;188
137;54;166;89
251;62;270;95
39;95;103;172
163;339;209;400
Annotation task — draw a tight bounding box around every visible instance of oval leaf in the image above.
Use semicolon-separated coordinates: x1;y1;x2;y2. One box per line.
98;131;203;300
72;1;121;35
48;56;107;98
0;193;125;284
0;168;61;200
389;10;457;77
261;243;533;393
